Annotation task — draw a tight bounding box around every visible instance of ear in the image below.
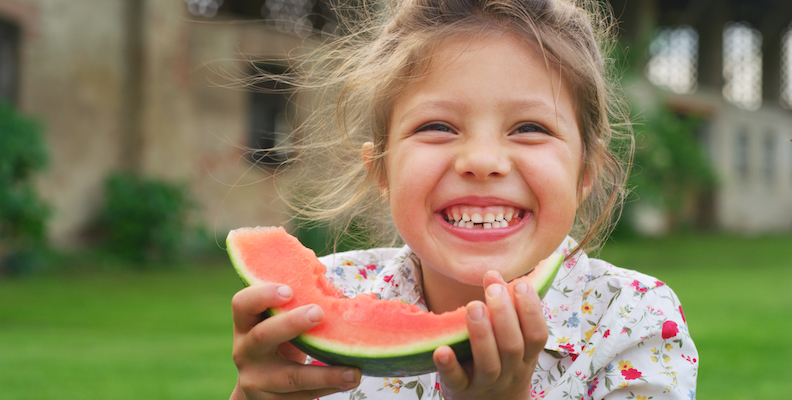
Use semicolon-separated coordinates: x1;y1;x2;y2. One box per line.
361;142;389;201
577;164;595;206
361;141;374;171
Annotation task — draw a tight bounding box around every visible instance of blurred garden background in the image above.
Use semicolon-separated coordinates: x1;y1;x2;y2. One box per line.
1;0;792;398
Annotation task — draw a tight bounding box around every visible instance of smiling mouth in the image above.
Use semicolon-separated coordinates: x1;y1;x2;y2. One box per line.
442;205;524;229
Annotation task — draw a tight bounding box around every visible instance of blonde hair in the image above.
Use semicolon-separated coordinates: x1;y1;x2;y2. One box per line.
269;0;632;256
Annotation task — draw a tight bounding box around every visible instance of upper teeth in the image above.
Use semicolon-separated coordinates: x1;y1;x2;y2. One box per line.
444;206;518;229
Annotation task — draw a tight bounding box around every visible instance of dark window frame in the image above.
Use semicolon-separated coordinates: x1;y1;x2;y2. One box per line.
0;18;21;104
247;63;296;167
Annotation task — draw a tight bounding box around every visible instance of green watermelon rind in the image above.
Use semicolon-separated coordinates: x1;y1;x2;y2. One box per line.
291;328;472;377
227;229;563;377
532;252;564;299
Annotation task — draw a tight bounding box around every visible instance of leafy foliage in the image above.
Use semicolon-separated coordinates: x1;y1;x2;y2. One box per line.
97;172;196;263
610;39;718;234
626;104;716;229
0;101;50;275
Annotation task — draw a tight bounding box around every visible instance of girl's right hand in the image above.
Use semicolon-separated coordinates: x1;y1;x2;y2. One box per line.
230;284;361;400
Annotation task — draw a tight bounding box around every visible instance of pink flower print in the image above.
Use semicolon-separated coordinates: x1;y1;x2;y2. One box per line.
621;368;642;380
655;280;665;287
679;305;687;323
630;280;648;293
603;329;611;338
383;275;393;283
365;264;377;270
618;360;642;380
587;377;599;396
662;320;679;339
357;268;367;279
682;354;697;364
559;342;574;353
559;343;579;361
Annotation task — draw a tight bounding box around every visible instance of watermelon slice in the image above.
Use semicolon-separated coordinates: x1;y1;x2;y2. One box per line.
226;226;562;377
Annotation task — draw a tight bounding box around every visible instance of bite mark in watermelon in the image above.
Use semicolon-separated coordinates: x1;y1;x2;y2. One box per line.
226;226;562;377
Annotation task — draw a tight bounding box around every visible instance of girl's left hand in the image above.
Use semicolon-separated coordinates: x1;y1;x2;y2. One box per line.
432;270;548;400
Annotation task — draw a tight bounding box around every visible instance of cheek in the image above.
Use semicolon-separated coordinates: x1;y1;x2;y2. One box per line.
532;151;582;222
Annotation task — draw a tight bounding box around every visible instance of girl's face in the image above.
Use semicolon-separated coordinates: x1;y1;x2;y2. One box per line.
384;33;588;288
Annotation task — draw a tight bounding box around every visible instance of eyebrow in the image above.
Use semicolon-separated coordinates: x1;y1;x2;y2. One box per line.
504;99;569;124
395;99;459;125
397;98;569;125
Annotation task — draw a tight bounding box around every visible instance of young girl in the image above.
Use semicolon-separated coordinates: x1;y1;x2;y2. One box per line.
230;0;698;399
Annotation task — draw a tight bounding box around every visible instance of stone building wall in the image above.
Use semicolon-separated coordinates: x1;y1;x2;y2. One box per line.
1;0;302;247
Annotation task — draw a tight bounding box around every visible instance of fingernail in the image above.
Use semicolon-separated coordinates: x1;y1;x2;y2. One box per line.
277;285;292;299
342;368;357;383
486;283;503;297
305;306;323;323
437;354;450;366
469;303;484;321
514;281;529;294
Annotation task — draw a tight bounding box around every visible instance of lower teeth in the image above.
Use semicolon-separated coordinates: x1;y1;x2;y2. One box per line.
450;220;508;228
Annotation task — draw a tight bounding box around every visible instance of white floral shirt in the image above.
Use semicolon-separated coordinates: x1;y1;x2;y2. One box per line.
311;237;698;400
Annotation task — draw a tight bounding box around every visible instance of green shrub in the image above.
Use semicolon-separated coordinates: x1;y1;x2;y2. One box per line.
0;101;50;276
97;172;195;264
615;103;717;234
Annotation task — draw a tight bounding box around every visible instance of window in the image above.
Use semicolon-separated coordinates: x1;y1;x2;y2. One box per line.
248;64;295;167
0;19;20;103
723;22;763;110
184;0;224;18
185;0;338;37
763;130;776;184
646;26;698;94
735;128;749;181
781;27;792;108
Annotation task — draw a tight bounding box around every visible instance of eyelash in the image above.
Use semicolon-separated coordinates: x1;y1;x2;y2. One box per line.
414;122;552;136
416;123;453;133
513;123;551;135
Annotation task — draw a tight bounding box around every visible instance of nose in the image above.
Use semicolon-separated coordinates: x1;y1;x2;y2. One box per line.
454;137;512;179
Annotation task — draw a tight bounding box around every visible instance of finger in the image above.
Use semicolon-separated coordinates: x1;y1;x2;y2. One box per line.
242;304;324;356
238;372;356;400
434;345;468;393
258;364;361;394
232;284;293;334
485;282;524;370
465;300;501;385
278;388;353;400
483;270;507;288
513;281;549;361
277;342;308;364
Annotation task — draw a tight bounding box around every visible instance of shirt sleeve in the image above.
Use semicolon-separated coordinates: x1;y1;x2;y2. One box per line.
590;284;698;400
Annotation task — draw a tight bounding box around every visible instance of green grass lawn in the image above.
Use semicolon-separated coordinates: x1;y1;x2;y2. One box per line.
0;259;244;400
598;234;792;400
1;233;790;399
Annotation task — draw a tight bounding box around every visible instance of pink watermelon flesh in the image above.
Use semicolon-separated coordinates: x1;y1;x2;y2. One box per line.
226;226;561;376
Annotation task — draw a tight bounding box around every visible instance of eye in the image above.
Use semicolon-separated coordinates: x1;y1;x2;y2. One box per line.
513;123;551;135
416;123;454;134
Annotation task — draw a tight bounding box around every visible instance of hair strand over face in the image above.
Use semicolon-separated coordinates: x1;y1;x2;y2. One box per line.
266;0;632;255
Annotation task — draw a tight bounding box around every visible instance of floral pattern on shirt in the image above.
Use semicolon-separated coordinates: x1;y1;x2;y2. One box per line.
310;237;698;399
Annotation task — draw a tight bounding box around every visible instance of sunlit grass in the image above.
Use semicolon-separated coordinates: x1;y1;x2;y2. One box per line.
599;233;792;400
0;233;790;399
0;262;242;400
